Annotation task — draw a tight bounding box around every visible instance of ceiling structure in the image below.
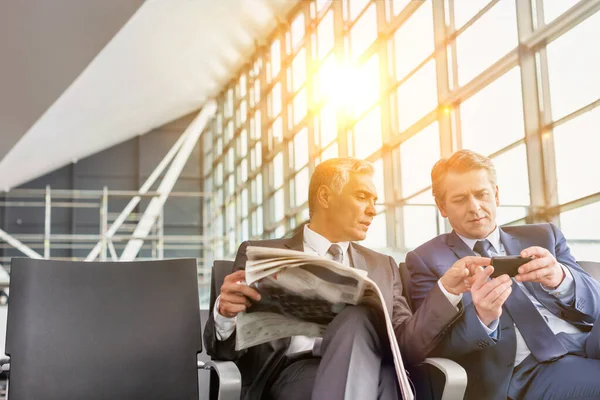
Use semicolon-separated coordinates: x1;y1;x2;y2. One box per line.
0;0;297;191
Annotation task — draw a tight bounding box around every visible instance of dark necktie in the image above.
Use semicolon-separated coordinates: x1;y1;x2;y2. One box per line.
473;239;567;363
328;244;343;264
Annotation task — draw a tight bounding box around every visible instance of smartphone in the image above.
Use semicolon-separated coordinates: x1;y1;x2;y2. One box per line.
489;256;533;278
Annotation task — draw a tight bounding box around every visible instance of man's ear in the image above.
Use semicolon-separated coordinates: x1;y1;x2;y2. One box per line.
435;197;448;218
316;185;332;210
495;185;500;207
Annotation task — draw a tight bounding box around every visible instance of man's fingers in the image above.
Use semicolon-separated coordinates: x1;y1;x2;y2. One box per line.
477;274;511;298
515;266;553;283
517;257;548;275
486;280;513;304
221;292;252;307
225;270;246;282
225;283;262;301
520;246;546;259
492;285;512;306
471;266;494;291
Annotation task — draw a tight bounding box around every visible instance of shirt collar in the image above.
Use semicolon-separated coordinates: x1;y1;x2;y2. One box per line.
303;224;350;257
456;225;501;253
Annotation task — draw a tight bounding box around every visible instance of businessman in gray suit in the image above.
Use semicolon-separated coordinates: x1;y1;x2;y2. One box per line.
204;157;483;400
406;149;600;399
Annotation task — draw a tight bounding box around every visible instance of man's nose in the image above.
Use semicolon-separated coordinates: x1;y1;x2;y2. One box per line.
467;196;481;213
366;201;376;216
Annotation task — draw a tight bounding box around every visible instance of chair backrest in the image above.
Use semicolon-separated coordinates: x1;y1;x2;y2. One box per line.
398;262;414;310
210;260;235;312
6;258;202;400
577;261;600;282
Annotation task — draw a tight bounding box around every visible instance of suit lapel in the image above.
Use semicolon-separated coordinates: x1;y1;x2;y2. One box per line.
447;231;476;260
348;244;368;272
284;230;304;252
499;228;522;256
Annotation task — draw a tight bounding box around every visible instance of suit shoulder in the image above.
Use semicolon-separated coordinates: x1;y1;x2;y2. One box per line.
351;242;393;261
410;233;452;256
243;238;289;249
502;223;556;237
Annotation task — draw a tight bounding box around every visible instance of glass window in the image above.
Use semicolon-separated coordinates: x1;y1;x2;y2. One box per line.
269;83;282;118
274;153;284;189
256;173;263;204
241;189;249;218
317;0;330;12
294;128;309;170
293;88;307;126
394;1;434;80
351;55;380;116
560;202;600;261
270;39;280;81
397;60;437;131
239;129;248;158
349;0;371;21
295;167;310;206
361;213;387;249
460;67;524;156
546;11;600;121
291;14;305;50
354;106;382;159
392;0;411;16
274;189;285;221
321;142;339;161
543;0;580;24
318;11;334;60
319;102;338;148
403;205;440;249
554;107;600;204
455;0;517;85
350;4;378;60
493;145;530;224
270;117;283;146
372;158;385;202
292;48;306;92
253;111;262;141
400;122;440;197
451;0;494;29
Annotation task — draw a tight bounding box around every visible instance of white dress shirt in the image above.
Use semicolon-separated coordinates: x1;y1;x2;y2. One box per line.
214;224;463;355
458;226;583;365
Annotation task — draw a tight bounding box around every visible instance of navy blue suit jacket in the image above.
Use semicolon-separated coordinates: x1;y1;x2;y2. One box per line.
406;223;600;400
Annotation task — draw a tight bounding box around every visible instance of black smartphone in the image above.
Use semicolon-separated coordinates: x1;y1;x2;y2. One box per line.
489;256;533;278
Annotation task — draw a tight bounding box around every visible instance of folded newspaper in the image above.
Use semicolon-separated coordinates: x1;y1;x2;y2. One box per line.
236;246;414;400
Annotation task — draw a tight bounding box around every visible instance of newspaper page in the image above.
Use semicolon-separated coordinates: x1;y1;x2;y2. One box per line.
235;246;414;400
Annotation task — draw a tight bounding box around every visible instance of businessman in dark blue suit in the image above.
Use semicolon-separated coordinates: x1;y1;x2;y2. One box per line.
406;149;600;399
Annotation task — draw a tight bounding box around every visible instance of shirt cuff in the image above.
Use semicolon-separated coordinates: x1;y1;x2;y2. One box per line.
213;295;237;341
542;264;574;297
437;279;463;311
478;316;499;339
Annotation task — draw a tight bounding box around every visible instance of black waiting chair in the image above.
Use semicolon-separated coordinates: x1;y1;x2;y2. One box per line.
1;257;240;400
208;260;467;400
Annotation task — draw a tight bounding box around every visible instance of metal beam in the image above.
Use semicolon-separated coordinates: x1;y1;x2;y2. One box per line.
0;228;43;259
120;101;217;261
85;117;194;261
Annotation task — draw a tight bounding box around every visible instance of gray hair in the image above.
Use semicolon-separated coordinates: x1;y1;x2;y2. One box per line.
308;157;374;217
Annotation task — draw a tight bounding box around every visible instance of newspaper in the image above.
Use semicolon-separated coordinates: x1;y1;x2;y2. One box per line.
235;246;414;400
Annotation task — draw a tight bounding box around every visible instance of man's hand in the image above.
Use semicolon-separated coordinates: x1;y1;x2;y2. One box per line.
515;246;565;289
218;270;262;318
440;256;491;295
470;266;513;326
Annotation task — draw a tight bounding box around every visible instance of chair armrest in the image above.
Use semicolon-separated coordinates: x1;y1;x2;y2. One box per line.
198;360;241;400
0;358;9;373
420;357;467;400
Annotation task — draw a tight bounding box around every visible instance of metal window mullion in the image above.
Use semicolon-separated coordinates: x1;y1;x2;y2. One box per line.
515;0;553;224
332;0;348;157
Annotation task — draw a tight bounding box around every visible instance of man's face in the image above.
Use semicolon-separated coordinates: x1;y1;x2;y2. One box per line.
436;169;499;239
326;173;378;242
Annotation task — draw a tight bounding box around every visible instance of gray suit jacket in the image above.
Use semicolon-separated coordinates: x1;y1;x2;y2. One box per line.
406;223;600;400
204;231;462;399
